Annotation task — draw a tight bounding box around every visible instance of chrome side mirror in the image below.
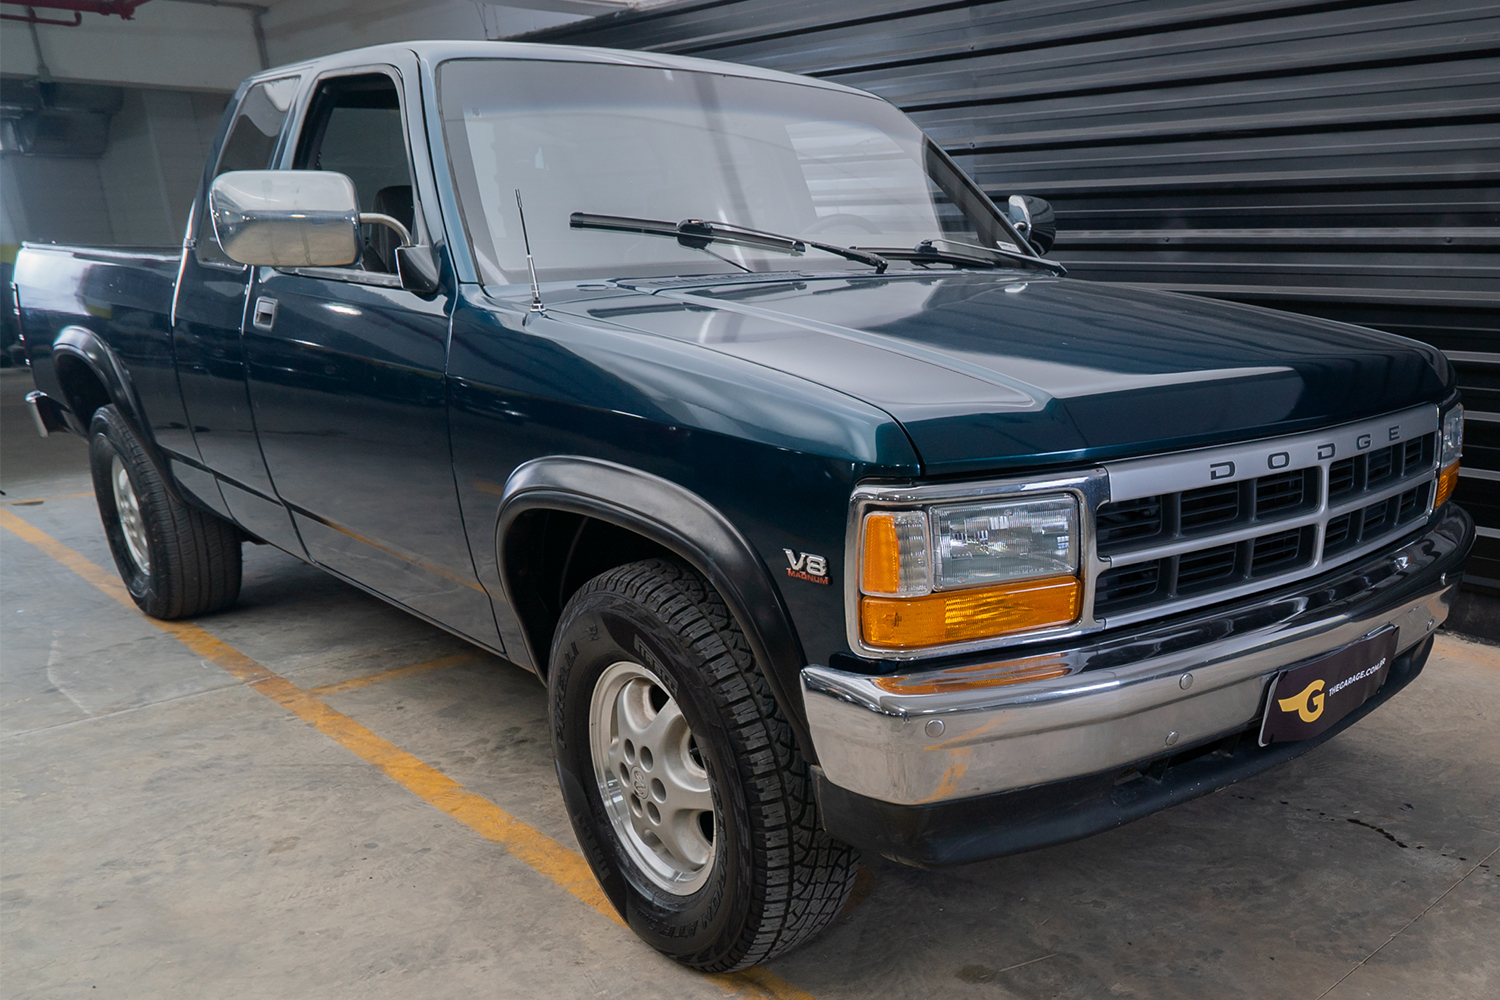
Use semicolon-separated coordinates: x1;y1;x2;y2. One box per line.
1007;194;1057;256
209;170;361;267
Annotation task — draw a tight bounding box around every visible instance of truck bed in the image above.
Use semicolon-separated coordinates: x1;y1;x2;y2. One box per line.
14;243;184;438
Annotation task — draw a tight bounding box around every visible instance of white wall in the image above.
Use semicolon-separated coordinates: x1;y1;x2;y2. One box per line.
1;87;228;249
0;154;114;247
99;89;228;244
0;0;667;251
0;3;261;91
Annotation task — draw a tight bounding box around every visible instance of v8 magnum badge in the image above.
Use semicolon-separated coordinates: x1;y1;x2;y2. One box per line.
783;549;830;585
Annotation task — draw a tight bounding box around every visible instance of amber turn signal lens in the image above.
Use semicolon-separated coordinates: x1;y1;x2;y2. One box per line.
1435;461;1459;508
861;512;901;595
860;575;1081;650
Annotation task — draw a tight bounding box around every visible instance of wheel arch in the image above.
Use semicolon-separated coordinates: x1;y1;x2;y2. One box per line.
51;325;181;501
496;456;817;764
52;326;144;433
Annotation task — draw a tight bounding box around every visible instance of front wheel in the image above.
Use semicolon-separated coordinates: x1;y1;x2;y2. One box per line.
89;405;243;619
550;559;857;971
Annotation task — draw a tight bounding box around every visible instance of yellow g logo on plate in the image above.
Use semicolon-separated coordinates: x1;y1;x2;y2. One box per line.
1278;680;1326;723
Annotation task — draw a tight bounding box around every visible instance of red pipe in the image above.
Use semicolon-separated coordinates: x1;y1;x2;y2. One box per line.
0;1;152;24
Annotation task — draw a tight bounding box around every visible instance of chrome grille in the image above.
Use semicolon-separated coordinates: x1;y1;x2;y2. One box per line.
1094;406;1440;625
845;404;1442;662
1328;435;1434;504
1322;481;1432;558
1098;467;1320;558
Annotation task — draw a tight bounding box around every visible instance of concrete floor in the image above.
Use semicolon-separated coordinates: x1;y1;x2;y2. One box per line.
2;365;1496;1000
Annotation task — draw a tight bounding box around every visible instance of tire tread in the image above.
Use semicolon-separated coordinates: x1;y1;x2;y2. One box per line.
90;406;242;619
572;558;857;970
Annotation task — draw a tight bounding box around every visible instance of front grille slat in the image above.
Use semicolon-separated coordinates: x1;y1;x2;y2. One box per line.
1250;527;1314;577
1096;496;1164;549
1093;430;1438;619
1178;483;1240;533
1328;457;1357;500
1401;439;1424;474
1361;497;1394;536
1324;512;1356;554
1174;544;1239;592
1093;561;1163;612
1397;482;1428;522
1254;469;1315;518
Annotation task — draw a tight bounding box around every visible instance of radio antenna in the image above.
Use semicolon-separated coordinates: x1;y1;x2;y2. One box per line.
515;188;545;314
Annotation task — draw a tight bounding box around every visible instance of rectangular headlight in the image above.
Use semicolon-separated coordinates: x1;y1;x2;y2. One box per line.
930;496;1078;589
1437;405;1464;507
1441;405;1464;464
857;493;1083;650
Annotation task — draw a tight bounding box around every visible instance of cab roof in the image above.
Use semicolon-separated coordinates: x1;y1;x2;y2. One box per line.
252;39;871;100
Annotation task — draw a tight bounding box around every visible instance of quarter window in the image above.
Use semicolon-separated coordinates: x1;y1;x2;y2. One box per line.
195;76;298;266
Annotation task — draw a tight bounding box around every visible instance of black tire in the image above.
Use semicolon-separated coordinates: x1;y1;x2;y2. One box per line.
89;405;243;619
549;558;857;972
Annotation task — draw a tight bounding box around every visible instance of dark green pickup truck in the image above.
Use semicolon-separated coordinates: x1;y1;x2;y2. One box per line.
15;41;1473;971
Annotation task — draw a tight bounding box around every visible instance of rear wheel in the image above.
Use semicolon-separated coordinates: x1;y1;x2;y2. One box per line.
550;558;857;971
89;405;243;619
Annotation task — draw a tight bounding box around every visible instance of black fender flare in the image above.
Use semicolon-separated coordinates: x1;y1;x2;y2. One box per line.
52;324;143;429
51;325;178;494
496;456;817;764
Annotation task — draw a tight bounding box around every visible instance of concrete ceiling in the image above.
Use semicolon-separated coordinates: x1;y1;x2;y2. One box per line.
0;1;676;92
0;2;265;91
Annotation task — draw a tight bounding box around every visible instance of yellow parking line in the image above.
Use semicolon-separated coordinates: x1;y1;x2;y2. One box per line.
4;491;94;505
307;652;483;695
0;508;818;1000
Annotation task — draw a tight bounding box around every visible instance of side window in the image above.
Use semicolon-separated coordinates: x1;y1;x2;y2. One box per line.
195;76;299;267
293;73;416;276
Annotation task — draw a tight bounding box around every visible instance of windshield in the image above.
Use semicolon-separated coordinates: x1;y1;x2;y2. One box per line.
438;58;1024;284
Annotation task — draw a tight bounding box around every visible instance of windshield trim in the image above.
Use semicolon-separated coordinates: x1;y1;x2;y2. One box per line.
435;52;874;104
436;56;1041;290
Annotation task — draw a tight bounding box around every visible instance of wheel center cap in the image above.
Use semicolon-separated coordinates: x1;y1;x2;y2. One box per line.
631;766;648;800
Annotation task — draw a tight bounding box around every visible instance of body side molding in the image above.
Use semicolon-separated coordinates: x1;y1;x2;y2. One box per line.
496;456;816;763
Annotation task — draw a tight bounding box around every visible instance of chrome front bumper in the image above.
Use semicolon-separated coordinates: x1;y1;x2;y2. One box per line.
802;505;1473;807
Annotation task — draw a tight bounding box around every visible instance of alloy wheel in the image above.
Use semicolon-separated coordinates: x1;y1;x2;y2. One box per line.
589;660;716;895
111;455;151;576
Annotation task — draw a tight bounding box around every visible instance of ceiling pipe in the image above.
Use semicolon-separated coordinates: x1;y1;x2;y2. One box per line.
0;0;150;22
27;10;55;79
1;0;268;70
4;6;82;25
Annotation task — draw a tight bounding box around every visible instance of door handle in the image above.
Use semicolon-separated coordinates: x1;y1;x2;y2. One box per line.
253;296;278;331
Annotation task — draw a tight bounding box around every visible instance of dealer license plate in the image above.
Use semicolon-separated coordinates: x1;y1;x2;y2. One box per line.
1258;626;1398;747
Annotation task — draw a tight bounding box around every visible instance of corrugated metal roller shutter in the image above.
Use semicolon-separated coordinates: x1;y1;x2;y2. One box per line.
527;0;1500;590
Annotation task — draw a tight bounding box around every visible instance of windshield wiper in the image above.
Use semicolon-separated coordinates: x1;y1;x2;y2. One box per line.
856;238;1066;276
570;212;888;274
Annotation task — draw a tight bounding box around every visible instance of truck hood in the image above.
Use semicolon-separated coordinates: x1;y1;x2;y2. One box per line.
558;271;1451;475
